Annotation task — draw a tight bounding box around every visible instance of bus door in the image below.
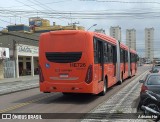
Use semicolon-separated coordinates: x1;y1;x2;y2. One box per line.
94;38;104;82
98;41;104;81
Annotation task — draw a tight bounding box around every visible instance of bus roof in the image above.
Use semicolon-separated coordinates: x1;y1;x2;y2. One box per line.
93;32;117;45
40;30;117;45
130;48;137;54
40;30;136;54
120;42;128;51
49;30;81;35
93;31;129;51
40;30;84;37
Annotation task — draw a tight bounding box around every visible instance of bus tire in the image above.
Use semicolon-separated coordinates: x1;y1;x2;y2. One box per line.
99;78;107;96
43;92;50;93
117;72;123;85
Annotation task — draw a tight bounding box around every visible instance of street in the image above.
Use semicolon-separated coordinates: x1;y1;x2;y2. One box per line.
0;66;150;122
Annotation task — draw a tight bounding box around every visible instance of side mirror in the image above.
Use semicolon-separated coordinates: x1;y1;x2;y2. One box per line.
139;80;144;83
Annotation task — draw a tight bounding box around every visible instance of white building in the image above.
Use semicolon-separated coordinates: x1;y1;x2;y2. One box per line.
15;44;39;78
95;29;105;34
126;29;136;50
110;26;121;41
145;28;154;61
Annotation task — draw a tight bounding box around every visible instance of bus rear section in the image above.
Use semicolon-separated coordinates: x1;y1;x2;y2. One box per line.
130;50;138;76
39;30;96;94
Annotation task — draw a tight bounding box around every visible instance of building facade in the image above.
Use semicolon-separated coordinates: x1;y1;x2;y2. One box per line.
145;28;154;61
126;29;136;50
0;31;39;78
95;29;105;34
110;26;121;41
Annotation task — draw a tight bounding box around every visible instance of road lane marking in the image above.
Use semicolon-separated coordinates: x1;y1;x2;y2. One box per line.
0;94;54;113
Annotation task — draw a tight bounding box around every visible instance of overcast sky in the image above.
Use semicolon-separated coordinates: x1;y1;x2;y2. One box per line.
0;0;160;57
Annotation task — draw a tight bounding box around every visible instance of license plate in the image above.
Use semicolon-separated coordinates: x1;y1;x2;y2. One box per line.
60;74;68;78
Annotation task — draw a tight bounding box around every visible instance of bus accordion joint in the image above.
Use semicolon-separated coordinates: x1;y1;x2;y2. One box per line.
39;65;44;82
85;65;93;84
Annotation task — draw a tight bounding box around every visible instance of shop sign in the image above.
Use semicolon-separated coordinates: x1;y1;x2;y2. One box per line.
17;44;38;56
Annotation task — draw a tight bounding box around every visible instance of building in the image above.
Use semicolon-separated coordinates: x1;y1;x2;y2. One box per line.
126;29;136;50
110;26;121;41
0;31;39;78
145;28;154;61
95;29;105;34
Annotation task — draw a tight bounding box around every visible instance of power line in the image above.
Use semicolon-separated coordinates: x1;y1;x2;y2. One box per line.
1;9;160;20
14;0;69;22
28;0;70;22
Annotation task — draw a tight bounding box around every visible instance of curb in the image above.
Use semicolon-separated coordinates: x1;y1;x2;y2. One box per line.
0;79;39;84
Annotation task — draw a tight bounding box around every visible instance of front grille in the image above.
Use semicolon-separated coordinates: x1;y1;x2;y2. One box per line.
46;52;82;63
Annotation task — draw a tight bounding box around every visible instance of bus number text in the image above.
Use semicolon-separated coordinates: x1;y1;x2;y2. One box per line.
70;63;86;67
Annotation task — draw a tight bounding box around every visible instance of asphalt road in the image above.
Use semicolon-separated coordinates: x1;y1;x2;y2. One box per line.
0;66;150;122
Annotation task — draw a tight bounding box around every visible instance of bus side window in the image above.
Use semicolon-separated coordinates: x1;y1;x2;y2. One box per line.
120;49;124;63
130;53;132;63
133;54;135;63
94;39;98;64
123;50;125;63
130;53;135;63
112;45;116;63
136;54;139;62
108;44;113;63
104;42;109;63
125;51;128;62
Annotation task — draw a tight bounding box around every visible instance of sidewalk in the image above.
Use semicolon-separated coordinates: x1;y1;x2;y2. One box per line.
0;75;39;95
0;75;39;84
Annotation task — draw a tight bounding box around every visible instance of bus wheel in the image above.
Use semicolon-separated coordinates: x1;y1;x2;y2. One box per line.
43;92;50;93
117;73;123;85
99;79;107;96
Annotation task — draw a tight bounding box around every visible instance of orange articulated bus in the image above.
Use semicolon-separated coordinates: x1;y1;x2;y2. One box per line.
39;30;138;95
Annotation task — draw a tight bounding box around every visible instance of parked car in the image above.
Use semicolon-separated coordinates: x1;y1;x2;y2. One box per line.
137;90;160;122
145;61;151;64
139;73;160;104
150;64;160;73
